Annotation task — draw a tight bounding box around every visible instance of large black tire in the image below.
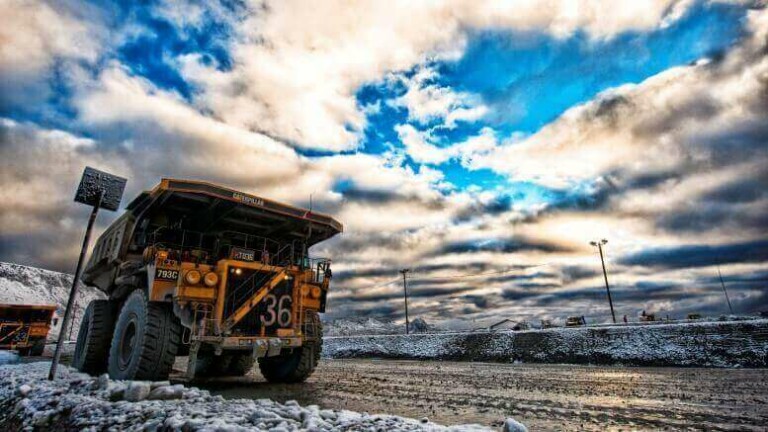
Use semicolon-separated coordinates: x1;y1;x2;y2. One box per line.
73;300;116;374
108;290;181;380
258;311;322;383
29;339;45;356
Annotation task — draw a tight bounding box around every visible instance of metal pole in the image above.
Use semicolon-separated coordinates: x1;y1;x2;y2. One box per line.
400;269;411;335
597;243;617;324
717;266;733;315
49;193;101;380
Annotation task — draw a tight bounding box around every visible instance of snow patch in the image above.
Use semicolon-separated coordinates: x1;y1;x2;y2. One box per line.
324;320;768;367
0;362;520;431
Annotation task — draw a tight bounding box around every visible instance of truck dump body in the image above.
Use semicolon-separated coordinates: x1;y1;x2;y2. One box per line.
83;178;342;293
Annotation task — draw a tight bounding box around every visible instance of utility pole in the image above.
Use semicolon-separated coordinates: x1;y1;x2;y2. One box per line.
717;265;733;315
400;269;411;334
590;239;616;324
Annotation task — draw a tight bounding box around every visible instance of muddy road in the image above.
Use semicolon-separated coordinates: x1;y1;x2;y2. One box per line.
194;359;768;431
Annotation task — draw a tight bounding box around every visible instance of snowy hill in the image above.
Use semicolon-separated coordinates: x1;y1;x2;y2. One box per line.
0;262;104;340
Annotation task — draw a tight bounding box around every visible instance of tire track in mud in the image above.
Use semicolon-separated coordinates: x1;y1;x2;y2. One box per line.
199;359;768;431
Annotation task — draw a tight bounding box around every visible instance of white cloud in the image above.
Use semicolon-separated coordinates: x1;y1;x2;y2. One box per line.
395;124;497;165
389;67;488;128
0;1;105;105
179;0;694;151
469;8;768;188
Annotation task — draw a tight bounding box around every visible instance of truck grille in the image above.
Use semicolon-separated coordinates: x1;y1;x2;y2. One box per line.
224;267;293;336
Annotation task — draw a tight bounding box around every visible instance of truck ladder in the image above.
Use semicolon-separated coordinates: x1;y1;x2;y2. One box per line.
222;269;287;331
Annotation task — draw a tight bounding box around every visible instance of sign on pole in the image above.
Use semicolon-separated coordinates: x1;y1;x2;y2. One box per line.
49;167;126;380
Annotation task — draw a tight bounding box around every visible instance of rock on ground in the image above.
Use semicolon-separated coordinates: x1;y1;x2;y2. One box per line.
0;361;522;431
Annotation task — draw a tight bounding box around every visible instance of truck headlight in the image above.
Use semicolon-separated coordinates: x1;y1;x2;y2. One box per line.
203;272;219;287
300;285;310;296
311;286;322;298
184;270;201;285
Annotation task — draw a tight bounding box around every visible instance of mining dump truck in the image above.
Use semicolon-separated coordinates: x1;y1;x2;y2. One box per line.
73;179;342;382
0;304;57;356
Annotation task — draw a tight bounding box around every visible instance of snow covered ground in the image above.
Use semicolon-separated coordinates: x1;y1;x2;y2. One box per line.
0;362;525;431
0;262;104;340
324;319;768;367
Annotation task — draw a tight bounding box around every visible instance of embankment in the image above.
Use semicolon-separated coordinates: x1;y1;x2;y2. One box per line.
323;319;768;367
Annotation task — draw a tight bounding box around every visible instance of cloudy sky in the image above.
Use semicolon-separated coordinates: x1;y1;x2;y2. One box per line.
1;0;766;327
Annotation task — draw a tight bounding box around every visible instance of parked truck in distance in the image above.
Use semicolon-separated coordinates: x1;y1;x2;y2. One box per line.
73;179;342;382
0;304;57;356
565;316;586;327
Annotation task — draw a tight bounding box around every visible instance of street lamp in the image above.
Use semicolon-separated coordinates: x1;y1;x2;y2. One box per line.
400;269;411;334
590;239;616;324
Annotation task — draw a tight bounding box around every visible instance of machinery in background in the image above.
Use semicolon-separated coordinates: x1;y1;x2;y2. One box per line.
0;304;57;356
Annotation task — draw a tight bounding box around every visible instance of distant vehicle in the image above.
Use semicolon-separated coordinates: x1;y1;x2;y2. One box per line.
540;319;554;329
565;316;586;327
687;313;702;320
513;321;530;331
0;304;57;356
640;311;656;322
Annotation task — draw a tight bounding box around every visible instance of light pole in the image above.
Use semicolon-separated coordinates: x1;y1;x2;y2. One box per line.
590;239;616;324
400;269;411;334
717;265;733;315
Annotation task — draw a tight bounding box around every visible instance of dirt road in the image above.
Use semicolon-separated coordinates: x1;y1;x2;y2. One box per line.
197;359;768;431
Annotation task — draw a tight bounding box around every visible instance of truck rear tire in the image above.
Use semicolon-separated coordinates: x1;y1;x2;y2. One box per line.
258;311;322;383
108;290;181;380
73;300;116;374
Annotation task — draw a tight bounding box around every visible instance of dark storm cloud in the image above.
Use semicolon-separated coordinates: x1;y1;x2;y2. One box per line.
336;185;446;211
453;194;513;222
696;270;768;286
535;286;605;305
515;282;561;290
560;265;600;283
500;288;543;301
619;239;768;269
331;283;476;303
431;237;570;257
463;294;491;309
701;176;768;204
656;203;768;234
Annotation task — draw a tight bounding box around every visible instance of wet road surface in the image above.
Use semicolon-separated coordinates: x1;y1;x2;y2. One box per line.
192;359;768;431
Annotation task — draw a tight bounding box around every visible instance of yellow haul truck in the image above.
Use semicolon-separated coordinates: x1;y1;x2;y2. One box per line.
73;179;342;381
0;304;57;356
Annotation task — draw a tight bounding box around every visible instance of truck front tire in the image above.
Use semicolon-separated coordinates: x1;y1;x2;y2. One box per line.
73;300;116;374
108;290;181;380
258;311;322;383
